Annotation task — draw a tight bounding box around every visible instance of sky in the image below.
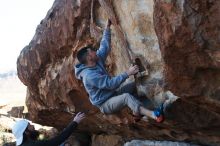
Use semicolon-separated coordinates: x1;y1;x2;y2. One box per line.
0;0;54;73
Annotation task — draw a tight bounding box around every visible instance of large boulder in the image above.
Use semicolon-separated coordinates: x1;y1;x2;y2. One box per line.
17;0;220;145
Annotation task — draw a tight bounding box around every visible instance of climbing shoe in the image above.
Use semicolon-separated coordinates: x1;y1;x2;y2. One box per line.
153;103;165;123
155;115;164;123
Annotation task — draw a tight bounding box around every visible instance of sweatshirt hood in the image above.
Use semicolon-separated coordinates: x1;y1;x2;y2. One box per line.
74;63;88;80
75;63;99;80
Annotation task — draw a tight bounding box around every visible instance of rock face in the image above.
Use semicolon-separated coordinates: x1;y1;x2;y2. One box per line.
154;0;220;145
17;0;220;145
7;106;24;118
124;140;199;146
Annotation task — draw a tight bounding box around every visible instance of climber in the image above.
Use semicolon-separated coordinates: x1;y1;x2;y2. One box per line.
74;19;164;123
12;112;85;146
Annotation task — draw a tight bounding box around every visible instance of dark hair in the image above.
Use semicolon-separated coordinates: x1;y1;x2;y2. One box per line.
21;128;39;145
21;132;28;144
76;46;97;64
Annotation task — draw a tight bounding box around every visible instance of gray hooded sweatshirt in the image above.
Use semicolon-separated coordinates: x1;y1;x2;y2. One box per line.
74;29;129;106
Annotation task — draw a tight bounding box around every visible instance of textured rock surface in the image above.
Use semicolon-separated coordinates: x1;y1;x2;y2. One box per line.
124;140;198;146
17;0;220;145
92;134;122;146
154;0;220;145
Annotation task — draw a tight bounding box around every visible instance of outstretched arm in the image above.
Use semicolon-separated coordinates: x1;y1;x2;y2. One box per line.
87;65;139;90
97;19;112;62
31;112;85;146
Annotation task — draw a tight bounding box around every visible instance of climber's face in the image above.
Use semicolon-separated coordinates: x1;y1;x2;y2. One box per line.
87;48;99;63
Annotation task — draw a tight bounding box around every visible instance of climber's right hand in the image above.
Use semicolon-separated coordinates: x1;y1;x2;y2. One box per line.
126;65;139;76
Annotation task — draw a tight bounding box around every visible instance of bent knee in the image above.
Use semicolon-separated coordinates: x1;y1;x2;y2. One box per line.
122;93;136;101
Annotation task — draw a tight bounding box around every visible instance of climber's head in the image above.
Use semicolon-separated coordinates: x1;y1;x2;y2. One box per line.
76;46;98;65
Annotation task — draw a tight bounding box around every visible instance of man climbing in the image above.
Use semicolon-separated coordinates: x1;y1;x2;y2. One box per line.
74;19;164;123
